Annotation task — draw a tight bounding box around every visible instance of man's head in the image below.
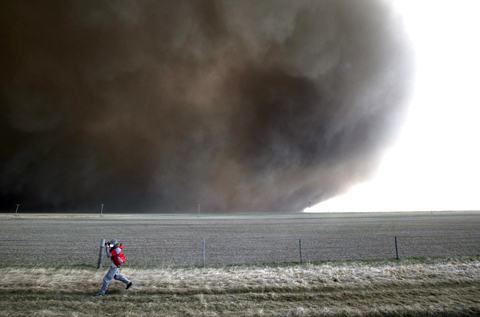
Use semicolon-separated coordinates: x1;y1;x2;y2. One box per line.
108;239;119;247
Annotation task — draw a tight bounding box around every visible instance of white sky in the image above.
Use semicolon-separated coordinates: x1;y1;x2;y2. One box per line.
305;0;480;212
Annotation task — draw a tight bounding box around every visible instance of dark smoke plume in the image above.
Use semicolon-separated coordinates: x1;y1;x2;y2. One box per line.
0;0;411;212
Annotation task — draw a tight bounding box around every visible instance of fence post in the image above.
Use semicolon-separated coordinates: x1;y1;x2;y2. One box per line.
394;236;399;260
298;239;303;264
202;239;206;267
97;239;106;268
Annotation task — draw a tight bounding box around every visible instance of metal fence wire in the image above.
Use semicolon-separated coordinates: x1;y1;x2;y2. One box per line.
1;234;479;267
91;234;480;268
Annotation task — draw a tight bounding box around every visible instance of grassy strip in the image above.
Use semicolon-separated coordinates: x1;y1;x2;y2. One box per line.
2;255;479;270
1;257;480;316
1;286;480;316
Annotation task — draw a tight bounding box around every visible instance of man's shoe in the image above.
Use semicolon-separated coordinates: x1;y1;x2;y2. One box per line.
126;282;133;290
95;291;106;297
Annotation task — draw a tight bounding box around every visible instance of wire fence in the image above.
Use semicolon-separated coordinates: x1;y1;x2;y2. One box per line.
93;234;480;268
2;234;480;268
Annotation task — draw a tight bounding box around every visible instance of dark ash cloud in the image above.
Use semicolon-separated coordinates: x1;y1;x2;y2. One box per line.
0;0;412;212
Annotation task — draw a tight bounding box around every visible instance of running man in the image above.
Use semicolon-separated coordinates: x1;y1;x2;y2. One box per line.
96;239;133;296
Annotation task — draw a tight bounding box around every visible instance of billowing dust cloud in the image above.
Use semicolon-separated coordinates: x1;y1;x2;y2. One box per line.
0;0;411;212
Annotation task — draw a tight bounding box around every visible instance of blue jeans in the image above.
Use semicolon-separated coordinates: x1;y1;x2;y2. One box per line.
98;263;130;294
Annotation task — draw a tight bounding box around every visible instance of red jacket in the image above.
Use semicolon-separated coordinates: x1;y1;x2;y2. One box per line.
110;244;127;267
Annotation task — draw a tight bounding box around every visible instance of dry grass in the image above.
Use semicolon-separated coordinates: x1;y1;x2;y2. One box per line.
1;257;480;316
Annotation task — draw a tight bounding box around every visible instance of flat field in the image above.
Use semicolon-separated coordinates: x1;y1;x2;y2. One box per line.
1;213;480;316
1;212;480;266
1;257;480;316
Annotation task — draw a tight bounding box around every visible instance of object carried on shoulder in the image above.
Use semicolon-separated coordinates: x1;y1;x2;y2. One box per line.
110;243;127;267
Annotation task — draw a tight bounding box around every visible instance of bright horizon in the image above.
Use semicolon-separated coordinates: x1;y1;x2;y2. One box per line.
305;0;480;213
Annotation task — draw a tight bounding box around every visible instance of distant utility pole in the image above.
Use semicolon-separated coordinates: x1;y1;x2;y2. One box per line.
100;203;104;216
15;203;20;215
